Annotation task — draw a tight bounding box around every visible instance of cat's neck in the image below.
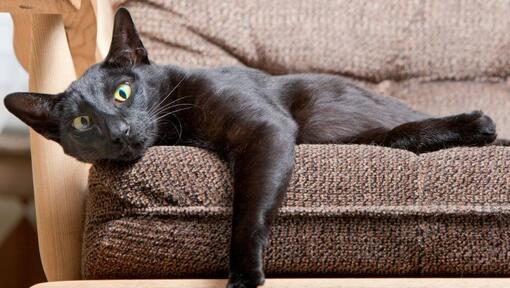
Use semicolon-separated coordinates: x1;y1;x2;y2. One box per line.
147;64;194;145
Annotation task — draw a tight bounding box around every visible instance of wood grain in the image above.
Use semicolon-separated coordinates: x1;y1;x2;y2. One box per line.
30;278;510;288
27;14;89;281
8;0;112;281
0;0;78;14
63;0;96;76
10;13;32;72
91;0;113;61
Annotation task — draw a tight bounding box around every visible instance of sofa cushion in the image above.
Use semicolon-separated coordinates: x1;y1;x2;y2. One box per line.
83;145;510;278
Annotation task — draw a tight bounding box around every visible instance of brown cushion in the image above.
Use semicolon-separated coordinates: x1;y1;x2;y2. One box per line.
83;145;510;278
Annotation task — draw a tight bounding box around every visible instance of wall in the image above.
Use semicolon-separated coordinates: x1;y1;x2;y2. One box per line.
0;13;29;134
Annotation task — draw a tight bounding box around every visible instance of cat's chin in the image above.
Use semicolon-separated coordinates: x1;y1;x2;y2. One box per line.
117;152;144;162
116;146;146;162
68;150;144;164
71;144;148;163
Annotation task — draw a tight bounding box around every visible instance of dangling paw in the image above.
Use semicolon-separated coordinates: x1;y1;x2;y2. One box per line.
227;270;265;288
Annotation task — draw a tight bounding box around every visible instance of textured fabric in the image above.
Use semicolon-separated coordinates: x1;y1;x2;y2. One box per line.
371;80;510;138
121;0;510;82
84;145;510;278
83;0;510;278
119;0;510;137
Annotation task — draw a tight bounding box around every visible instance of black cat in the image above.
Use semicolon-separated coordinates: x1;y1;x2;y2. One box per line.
5;8;508;288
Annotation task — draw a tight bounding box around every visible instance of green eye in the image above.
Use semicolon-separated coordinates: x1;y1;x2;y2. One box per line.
114;83;131;102
72;116;92;131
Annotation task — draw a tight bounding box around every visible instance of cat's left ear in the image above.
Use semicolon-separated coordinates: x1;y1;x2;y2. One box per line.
104;8;150;67
4;92;61;142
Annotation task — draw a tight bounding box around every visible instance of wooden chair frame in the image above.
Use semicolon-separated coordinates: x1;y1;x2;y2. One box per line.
1;1;508;287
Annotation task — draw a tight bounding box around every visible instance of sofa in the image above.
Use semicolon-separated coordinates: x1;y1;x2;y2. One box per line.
83;0;510;280
2;0;510;287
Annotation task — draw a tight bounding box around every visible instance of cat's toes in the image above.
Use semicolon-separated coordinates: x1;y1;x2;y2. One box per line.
457;110;484;122
457;111;497;145
227;271;265;288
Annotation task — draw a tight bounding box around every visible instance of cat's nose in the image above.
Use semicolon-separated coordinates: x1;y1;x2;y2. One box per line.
110;120;130;143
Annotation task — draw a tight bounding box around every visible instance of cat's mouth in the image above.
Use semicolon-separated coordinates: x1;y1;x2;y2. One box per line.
117;143;146;161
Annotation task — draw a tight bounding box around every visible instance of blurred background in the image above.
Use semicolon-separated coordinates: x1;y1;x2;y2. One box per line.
0;13;46;287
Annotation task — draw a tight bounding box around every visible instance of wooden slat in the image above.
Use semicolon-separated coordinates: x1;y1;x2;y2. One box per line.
10;13;32;72
27;14;89;281
0;0;78;14
68;0;81;10
63;0;96;76
91;0;113;61
8;0;110;280
30;278;510;288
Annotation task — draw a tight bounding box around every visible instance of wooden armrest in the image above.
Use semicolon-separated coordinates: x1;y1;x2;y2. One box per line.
0;0;80;14
8;0;113;281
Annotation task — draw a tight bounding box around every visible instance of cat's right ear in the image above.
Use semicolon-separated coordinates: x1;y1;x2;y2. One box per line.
4;92;61;142
104;8;150;67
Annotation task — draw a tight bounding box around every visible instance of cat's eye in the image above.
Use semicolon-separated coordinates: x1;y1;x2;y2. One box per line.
72;116;92;131
114;83;131;102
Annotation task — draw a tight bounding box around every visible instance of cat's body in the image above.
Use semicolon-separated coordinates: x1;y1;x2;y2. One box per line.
163;66;427;148
5;9;507;288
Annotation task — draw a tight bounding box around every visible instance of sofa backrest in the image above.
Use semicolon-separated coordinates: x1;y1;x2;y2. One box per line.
122;0;510;138
124;0;510;82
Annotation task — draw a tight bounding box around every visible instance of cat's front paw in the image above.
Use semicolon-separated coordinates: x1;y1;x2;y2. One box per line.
227;270;265;288
454;111;497;146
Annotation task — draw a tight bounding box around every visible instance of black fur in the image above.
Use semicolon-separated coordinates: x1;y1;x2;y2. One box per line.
4;8;507;288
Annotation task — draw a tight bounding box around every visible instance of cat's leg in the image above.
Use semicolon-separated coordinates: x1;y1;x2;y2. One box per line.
350;111;497;153
227;125;296;288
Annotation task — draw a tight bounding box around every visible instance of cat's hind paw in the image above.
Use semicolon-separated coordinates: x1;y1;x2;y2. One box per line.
453;111;497;146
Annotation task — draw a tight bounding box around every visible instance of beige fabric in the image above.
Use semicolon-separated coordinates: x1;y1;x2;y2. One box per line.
123;0;510;82
371;80;510;138
84;145;510;278
120;0;510;136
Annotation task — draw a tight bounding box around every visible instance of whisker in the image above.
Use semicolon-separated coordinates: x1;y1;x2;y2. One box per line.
151;107;194;123
147;75;187;116
153;103;195;116
170;113;183;143
165;118;181;144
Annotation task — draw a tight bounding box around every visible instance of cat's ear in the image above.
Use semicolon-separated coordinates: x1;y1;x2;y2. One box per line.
4;92;61;142
104;8;149;67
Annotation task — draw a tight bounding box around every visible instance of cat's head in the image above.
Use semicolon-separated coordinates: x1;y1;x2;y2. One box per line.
4;8;160;163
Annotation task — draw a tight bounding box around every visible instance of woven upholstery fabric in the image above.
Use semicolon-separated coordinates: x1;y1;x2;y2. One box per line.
84;145;510;278
83;0;510;278
118;0;510;138
369;80;510;138
121;0;510;82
